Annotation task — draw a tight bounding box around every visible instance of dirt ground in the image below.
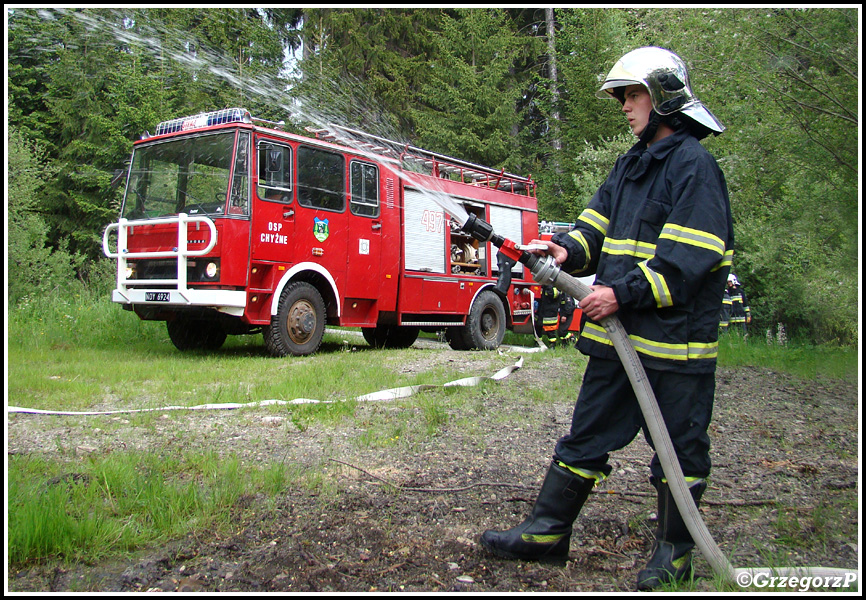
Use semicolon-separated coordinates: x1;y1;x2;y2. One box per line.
6;344;860;593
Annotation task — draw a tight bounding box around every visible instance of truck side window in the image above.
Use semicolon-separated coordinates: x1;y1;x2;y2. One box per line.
229;132;250;215
298;146;345;212
350;161;379;218
257;140;293;203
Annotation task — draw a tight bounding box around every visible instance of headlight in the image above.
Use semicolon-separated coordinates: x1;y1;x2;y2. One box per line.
205;262;219;279
125;264;136;280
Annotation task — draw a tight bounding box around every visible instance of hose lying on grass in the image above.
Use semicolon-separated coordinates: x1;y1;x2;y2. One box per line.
7;357;524;415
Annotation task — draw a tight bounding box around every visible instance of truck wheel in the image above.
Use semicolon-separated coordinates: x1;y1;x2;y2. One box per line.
264;282;326;357
362;325;420;349
461;290;506;350
167;317;227;351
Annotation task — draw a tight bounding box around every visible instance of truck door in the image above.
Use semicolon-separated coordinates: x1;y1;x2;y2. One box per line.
345;160;383;299
294;145;348;287
251;138;296;263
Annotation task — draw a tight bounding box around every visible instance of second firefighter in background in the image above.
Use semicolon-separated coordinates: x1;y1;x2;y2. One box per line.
535;285;577;347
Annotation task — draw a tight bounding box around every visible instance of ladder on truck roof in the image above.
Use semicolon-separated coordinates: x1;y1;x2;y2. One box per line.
306;124;535;195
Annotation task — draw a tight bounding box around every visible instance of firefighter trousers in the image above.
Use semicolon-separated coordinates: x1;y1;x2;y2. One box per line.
553;357;713;481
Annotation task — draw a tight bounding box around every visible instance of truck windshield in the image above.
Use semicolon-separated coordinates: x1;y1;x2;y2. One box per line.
122;132;236;219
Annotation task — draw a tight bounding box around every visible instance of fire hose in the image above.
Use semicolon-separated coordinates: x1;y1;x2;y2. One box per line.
461;214;858;589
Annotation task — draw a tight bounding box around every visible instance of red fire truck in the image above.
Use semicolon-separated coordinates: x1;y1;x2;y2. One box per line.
103;108;543;356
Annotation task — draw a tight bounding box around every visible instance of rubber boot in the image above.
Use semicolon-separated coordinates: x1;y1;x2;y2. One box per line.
480;461;595;564
636;477;707;590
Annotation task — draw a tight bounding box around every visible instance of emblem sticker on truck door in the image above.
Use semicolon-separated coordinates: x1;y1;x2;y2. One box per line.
314;217;330;242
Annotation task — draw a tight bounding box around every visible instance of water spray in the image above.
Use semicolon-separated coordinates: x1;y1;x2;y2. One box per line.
460;213;858;589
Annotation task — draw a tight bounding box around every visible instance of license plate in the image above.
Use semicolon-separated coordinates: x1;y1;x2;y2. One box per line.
145;292;171;302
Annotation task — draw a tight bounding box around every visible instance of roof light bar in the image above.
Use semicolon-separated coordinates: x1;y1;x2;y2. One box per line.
155;108;251;136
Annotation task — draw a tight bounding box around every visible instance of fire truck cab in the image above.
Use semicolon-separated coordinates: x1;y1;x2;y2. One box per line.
103;108;542;356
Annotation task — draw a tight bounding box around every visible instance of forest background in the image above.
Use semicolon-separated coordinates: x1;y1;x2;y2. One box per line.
6;7;859;346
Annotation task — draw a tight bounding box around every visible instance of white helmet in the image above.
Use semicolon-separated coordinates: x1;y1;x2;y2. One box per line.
598;47;724;137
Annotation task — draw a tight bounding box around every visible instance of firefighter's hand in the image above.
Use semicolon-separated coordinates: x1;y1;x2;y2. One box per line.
526;239;568;265
580;285;619;321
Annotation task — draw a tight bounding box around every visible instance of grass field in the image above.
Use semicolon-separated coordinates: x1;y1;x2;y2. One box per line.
6;289;858;568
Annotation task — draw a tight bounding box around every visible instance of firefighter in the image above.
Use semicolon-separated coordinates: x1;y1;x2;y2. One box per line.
535;286;577;347
479;47;732;591
727;274;751;335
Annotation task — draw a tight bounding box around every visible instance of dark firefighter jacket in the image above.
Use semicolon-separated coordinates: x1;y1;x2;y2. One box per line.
552;129;733;374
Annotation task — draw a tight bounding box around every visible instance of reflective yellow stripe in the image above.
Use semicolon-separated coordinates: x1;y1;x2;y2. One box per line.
566;229;592;272
688;342;718;359
661;477;705;485
631;335;689;360
660;224;725;257
712;249;734;271
557;461;606;485
582;323;717;361
601;237;656;260
577;208;609;236
521;533;567;544
638;261;673;308
580;322;615;346
672;553;692;569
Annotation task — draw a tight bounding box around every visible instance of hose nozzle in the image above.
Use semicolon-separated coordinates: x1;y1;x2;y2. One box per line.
460;213;543;270
460;213;498;244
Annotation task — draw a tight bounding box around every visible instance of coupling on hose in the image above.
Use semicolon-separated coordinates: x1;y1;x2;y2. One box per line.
529;254;561;287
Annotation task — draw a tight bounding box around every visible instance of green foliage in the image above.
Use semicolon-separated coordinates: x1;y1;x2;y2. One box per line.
295;8;441;135
7;127;80;304
410;9;538;170
7;7;301;263
541;132;633;222
582;7;859;345
530;8;637;217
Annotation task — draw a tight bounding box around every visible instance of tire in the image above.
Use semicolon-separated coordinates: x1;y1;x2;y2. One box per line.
362;325;420;349
461;290;506;350
263;282;326;357
167;317;227;351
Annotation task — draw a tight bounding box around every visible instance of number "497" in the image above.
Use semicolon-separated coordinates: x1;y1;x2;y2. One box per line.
420;209;444;233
